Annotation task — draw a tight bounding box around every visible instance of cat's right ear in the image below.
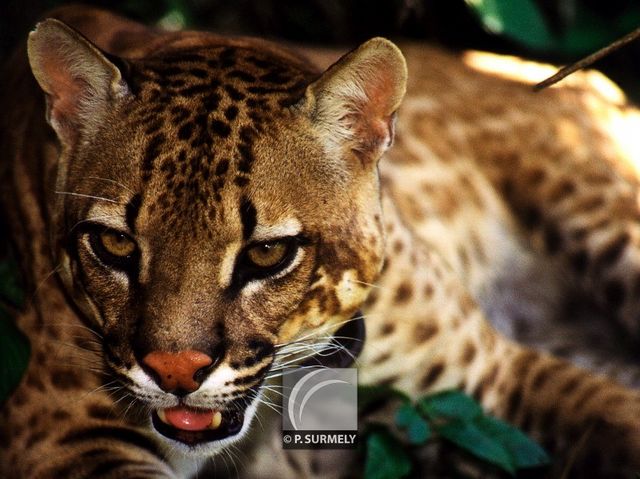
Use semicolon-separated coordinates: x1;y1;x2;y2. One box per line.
27;18;130;146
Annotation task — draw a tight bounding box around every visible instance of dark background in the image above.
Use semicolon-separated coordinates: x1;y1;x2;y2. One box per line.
2;0;640;99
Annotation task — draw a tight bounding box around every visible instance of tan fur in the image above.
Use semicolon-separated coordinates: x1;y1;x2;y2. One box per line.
3;5;640;478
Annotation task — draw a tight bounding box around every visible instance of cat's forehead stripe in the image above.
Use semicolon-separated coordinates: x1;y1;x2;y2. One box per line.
240;197;257;240
125;193;142;232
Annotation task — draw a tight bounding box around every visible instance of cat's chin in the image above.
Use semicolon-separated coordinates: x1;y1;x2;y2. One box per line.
149;401;258;455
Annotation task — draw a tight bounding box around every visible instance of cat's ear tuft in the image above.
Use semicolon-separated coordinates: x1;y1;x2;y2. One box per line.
27;18;130;145
306;38;407;166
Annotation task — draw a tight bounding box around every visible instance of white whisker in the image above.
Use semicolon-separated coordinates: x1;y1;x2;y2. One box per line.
55;191;120;204
81;176;136;195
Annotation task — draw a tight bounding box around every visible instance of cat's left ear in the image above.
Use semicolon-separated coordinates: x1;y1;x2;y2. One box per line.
27;18;130;147
304;38;407;166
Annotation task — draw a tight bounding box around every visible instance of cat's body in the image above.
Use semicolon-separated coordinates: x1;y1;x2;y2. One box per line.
3;5;640;478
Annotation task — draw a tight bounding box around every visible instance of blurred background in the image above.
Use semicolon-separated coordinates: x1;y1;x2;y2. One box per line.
2;0;640;99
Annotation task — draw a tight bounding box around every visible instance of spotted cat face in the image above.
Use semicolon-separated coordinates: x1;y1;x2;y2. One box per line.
27;19;406;453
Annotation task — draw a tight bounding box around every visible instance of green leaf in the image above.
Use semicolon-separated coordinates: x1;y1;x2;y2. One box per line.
0;309;30;404
418;390;482;421
395;403;431;445
466;0;555;51
438;419;515;474
364;426;412;479
475;415;550;469
358;384;409;414
556;8;615;56
0;258;23;307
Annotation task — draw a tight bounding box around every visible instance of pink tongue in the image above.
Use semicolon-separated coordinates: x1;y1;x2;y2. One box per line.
164;407;214;431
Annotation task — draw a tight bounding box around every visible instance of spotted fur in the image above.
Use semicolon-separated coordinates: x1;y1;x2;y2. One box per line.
3;5;640;479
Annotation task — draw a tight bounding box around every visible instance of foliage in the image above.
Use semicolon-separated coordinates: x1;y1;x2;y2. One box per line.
364;425;412;479
360;387;550;478
466;0;640;56
0;257;29;404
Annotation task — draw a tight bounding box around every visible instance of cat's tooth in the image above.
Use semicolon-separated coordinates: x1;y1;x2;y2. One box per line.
210;411;222;429
157;409;168;424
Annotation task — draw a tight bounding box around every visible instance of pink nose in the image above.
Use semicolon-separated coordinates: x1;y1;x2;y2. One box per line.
142;350;213;393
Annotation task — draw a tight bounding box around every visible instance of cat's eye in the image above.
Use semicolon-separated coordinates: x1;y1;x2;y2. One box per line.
246;242;288;268
235;237;301;284
99;231;136;257
88;228;138;270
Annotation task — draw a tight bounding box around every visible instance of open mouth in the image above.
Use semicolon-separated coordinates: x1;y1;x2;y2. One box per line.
148;314;365;446
151;406;244;446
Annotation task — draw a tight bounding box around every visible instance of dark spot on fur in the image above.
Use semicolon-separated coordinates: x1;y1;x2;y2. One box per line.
248;339;274;361
203;93;221;111
210;119;231;138
232;363;271;386
177;122;194;140
380;322;395;336
371;352;392;365
575;195;606;213
144;119;163;135
228;70;256;82
260;70;292;84
543;224;563;254
559;375;581;396
189;67;208;79
224;105;239;121
50;369;84;390
421;362;444;389
239;126;256;142
237;144;254;173
240;197;257;240
423;284;434;298
246;55;272;69
26;373;45;392
243;357;258;368
461;342;476;365
604;279;625;310
215;159;229;176
572;383;600;411
235;176;250;187
279;95;302;108
526;168;546;186
594;233;630;271
473;365;498;401
125;194;142;233
87;403;114;420
179;84;211;96
53;409;71;421
570;249;589;274
414;323;438;342
59;426;166;461
394;283;413;303
521;206;541;229
531;363;564;390
548;179;576;203
505;388;522;421
539;408;557;431
224;84;245;101
219;48;236;68
25;430;47;448
142;133;165;180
